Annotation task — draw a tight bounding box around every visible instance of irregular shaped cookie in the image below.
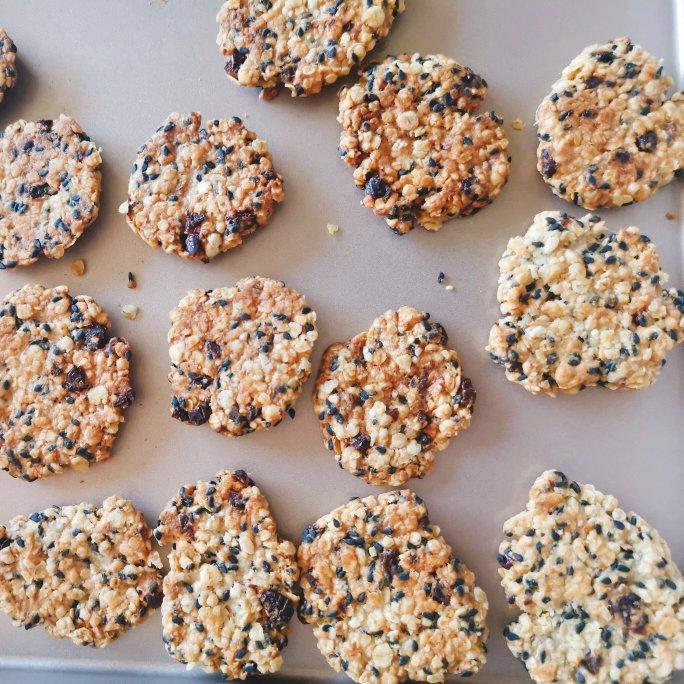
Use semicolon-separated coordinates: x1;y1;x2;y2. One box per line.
0;496;162;647
536;37;683;209
169;276;317;436
0;116;102;268
298;489;488;682
487;211;683;395
216;0;405;99
125;113;283;261
313;306;474;486
154;469;299;679
0;27;17;104
0;284;134;481
339;53;510;233
498;470;684;683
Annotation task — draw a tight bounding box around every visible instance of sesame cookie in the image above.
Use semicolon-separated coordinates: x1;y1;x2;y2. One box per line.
154;470;299;679
536;37;683;209
216;0;405;99
169;276;317;436
498;470;684;683
0;116;102;268
0;27;17;104
338;53;511;233
0;496;162;647
313;307;474;486
0;284;134;481
298;489;489;682
487;211;683;395
125;113;283;261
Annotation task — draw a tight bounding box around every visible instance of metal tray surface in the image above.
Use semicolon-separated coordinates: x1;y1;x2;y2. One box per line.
0;1;682;682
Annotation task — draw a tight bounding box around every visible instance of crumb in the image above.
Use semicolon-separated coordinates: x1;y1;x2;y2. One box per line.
327;223;340;235
437;271;446;284
445;284;455;291
127;272;137;289
665;212;677;220
118;201;128;214
512;118;524;131
121;304;139;320
70;259;86;276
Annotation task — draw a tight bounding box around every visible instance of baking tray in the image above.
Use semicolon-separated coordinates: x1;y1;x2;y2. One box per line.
0;1;682;682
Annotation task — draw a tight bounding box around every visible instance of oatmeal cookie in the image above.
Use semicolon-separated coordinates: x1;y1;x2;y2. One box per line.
0;496;162;647
313;306;474;486
536;37;683;209
338;53;510;233
487;211;683;395
154;469;299;679
0;116;102;268
125;113;283;261
298;489;488;682
498;470;684;683
0;27;17;104
216;0;405;99
169;276;317;436
0;284;134;481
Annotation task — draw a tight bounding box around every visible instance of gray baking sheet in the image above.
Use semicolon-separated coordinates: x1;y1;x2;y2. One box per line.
0;0;682;681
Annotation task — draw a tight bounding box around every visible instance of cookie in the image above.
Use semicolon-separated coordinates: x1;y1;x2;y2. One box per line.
536;37;683;209
168;276;317;436
298;489;489;682
216;0;405;99
0;284;134;481
487;211;683;395
313;307;475;486
0;496;162;647
154;469;299;679
0;116;102;268
125;112;284;261
0;27;17;104
498;470;684;683
338;53;511;233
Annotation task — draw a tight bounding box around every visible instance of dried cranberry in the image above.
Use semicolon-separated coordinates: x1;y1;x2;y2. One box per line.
635;130;657;152
381;550;399;575
365;175;389;199
349;433;370;454
540;149;557;177
114;387;135;408
260;589;294;628
205;340;221;360
64;366;88;392
458;378;476;409
187;402;211;425
225;50;247;76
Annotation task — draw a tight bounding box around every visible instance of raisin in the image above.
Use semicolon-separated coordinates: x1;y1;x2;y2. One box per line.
82;323;108;350
181;212;206;255
260;590;294;628
381;550;399;574
64;366;88;392
635;130;657;152
428;322;448;345
226;209;256;235
229;491;245;510
187;402;211;425
225;50;247;76
458;378;476;409
349;433;370;454
113;387;135;408
205;340;221;359
581;656;602;675
233;469;254;487
616;593;641;627
27;183;50;199
540;149;557;177
365;175;389;199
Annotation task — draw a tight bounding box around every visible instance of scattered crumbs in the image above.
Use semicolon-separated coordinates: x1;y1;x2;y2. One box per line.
118;200;128;214
665;212;677;220
445;284;455;291
121;304;139;320
70;259;86;276
127;272;137;289
327;223;340;236
512;117;524;131
437;271;445;284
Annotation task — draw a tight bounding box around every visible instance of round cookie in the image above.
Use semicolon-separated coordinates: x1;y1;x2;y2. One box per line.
487;211;684;395
313;306;475;486
168;276;317;436
216;0;405;99
154;469;299;680
498;470;684;683
0;115;102;268
338;53;511;233
125;112;284;261
0;496;162;647
536;37;683;209
298;489;489;682
0;284;135;481
0;27;17;104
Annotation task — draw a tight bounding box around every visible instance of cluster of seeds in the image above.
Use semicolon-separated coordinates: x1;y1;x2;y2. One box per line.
154;470;299;680
126;112;283;261
0;284;134;481
0;496;162;647
168;276;317;436
298;489;489;683
536;37;683;209
0;115;102;268
339;53;510;233
487;211;683;395
216;0;405;99
313;306;475;486
0;26;17;104
498;470;684;683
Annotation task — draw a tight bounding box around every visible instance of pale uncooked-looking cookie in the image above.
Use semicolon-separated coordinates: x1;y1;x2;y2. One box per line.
216;0;405;99
536;37;683;209
313;306;475;486
168;276;317;436
154;469;299;680
125;112;283;261
498;470;684;683
0;496;162;647
0;284;135;481
298;489;489;682
0;116;102;268
339;53;511;233
0;27;17;104
487;211;683;395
